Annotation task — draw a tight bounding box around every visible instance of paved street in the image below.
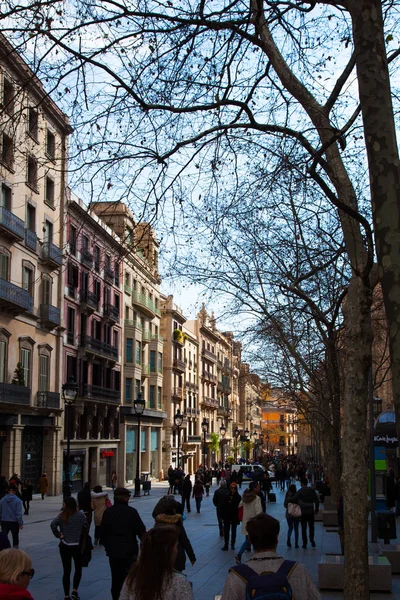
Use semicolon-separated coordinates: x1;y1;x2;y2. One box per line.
12;482;400;600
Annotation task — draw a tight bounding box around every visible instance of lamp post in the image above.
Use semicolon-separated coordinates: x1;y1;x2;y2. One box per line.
174;409;184;470
252;430;258;462
266;434;270;452
62;377;79;499
134;392;145;497
244;428;249;460
234;427;240;461
201;418;209;468
220;424;226;466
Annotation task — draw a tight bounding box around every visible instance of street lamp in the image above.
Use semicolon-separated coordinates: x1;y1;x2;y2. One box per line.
62;377;79;499
220;424;226;465
252;430;258;462
174;409;184;470
201;418;209;468
133;392;145;497
234;427;240;461
244;428;250;460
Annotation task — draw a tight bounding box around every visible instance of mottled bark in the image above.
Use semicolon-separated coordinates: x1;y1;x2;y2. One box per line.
348;0;400;443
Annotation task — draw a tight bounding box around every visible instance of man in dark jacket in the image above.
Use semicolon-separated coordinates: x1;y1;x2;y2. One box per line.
100;487;146;600
292;477;319;548
213;481;229;536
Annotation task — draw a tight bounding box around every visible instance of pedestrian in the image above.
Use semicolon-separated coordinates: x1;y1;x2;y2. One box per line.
167;465;174;494
237;468;244;489
152;495;196;572
221;482;241;551
284;484;300;548
39;473;48;500
110;471;117;491
181;474;192;513
8;475;22;499
221;513;321;600
90;485;109;545
213;480;229;536
50;496;87;600
261;471;272;501
204;470;212;497
235;481;263;564
0;484;23;548
192;479;204;513
100;487;146;600
21;480;33;516
119;526;193;600
77;483;93;531
292;477;319;549
0;478;8;501
0;548;35;600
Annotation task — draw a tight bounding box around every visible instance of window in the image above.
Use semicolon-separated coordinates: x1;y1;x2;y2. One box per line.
82;235;89;251
67;306;75;344
126;338;133;363
67;263;79;297
0;249;9;281
149;385;155;409
0;341;6;383
1;133;13;169
45;176;55;207
114;262;120;286
46;129;55;160
94;279;101;301
125;272;130;288
45;220;53;243
135;341;141;366
28;107;38;139
3;77;15;115
20;348;31;387
26;203;35;232
41;275;52;305
157;386;162;409
113;329;119;350
135;379;141;400
27;156;38;189
115;293;120;316
22;264;34;297
39;354;49;392
125;378;133;404
94;246;100;272
150;350;156;372
1;183;11;210
158;351;163;373
69;225;77;255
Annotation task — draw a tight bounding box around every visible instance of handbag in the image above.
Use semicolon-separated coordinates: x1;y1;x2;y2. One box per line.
237;505;243;522
105;497;112;508
287;502;302;518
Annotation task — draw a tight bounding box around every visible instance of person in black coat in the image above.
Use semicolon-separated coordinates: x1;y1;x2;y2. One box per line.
220;482;241;551
213;481;229;536
77;482;93;529
100;487;146;600
21;479;33;515
181;474;192;513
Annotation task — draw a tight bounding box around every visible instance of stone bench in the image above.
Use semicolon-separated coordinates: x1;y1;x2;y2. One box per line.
323;510;338;527
379;544;400;573
318;554;392;591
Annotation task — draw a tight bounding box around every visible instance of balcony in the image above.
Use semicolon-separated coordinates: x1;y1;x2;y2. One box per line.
187;435;202;444
81;247;93;268
104;266;114;283
202;348;217;362
150;333;164;343
201;396;218;409
80;290;98;313
41;241;62;268
0;382;30;405
0;278;33;314
25;229;37;252
124;284;132;295
202;370;217;384
132;291;157;319
80;335;118;361
142;329;151;343
36;391;60;409
172;387;183;401
173;358;186;373
104;303;119;323
141;364;150;378
218;382;232;394
124;320;142;334
0;207;24;240
40;304;61;328
82;384;120;404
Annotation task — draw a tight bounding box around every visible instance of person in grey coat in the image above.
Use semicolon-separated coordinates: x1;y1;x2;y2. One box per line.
0;485;23;548
292;477;319;548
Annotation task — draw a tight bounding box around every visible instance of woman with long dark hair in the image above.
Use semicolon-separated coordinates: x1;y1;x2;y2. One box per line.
119;526;193;600
51;497;87;600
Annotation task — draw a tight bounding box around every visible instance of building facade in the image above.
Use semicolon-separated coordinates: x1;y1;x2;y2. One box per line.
0;34;71;493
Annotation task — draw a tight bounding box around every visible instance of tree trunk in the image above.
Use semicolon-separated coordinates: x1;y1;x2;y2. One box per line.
348;0;400;436
341;274;372;600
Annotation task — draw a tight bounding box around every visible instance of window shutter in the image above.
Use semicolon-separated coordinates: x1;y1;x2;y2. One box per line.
20;348;30;387
0;341;6;383
0;253;8;281
39;354;49;391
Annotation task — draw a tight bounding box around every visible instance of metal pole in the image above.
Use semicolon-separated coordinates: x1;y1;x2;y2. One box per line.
64;402;71;499
203;430;206;467
177;426;180;471
134;413;141;497
369;366;377;543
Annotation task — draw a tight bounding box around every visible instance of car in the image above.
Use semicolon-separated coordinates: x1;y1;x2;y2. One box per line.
230;463;275;481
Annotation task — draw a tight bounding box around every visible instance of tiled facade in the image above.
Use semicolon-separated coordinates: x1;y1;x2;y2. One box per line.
0;33;71;493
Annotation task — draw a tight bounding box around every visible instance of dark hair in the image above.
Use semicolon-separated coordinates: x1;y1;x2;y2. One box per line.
287;484;297;494
93;485;103;493
246;513;280;550
83;482;90;490
60;497;78;522
126;527;179;600
249;481;259;491
301;477;308;486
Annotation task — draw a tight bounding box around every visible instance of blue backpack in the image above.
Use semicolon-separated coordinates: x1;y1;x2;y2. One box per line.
230;560;297;600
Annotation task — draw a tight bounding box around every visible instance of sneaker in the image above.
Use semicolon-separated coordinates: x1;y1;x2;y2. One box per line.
71;593;80;600
235;554;241;564
221;546;228;551
302;544;307;549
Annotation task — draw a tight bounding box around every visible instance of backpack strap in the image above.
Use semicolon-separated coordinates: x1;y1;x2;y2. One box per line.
229;564;257;583
276;559;298;578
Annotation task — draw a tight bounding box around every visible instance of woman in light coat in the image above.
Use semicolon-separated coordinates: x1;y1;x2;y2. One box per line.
90;485;108;545
235;481;263;564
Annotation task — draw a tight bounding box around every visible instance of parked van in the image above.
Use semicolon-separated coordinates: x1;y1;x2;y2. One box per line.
230;463;271;481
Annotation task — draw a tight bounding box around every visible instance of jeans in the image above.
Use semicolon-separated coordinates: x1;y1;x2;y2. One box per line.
182;495;191;512
23;500;30;514
195;497;202;513
217;512;224;535
59;543;83;596
223;520;237;548
237;535;251;558
109;557;134;600
286;517;299;545
1;521;20;548
301;514;315;546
